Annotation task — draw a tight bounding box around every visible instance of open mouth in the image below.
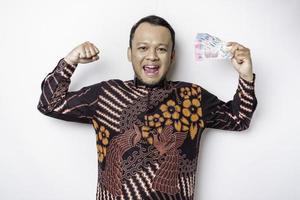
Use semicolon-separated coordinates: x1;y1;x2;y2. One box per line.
143;65;160;76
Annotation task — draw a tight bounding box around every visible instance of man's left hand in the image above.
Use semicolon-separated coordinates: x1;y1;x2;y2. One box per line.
227;42;254;82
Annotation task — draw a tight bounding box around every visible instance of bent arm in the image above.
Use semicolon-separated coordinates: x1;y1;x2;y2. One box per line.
202;73;258;131
37;58;101;124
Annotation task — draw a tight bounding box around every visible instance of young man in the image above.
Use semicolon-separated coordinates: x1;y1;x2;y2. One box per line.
38;15;257;200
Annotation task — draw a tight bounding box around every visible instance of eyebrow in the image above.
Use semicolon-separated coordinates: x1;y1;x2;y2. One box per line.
136;42;168;46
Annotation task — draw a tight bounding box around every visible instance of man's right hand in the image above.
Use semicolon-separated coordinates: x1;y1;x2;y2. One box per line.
64;41;100;65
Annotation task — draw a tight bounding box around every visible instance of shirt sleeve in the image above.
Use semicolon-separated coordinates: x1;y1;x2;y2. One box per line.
202;73;258;131
37;58;102;124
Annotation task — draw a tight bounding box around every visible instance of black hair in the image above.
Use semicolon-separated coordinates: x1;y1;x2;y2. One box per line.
129;15;175;51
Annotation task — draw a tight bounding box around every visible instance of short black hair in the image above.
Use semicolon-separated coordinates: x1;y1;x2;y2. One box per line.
129;15;175;51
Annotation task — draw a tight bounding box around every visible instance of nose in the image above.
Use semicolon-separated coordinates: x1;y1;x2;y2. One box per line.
146;48;158;61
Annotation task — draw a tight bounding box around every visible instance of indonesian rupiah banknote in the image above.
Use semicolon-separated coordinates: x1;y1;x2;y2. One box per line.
195;33;233;61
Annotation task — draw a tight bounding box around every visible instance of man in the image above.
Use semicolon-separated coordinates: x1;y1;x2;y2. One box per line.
38;15;257;200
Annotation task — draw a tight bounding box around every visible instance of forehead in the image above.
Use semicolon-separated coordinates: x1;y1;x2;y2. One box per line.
132;22;172;46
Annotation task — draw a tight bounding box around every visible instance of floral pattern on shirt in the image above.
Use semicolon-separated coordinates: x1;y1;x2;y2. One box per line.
142;85;205;143
92;119;110;162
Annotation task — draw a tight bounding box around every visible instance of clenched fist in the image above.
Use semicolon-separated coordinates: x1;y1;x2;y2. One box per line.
64;41;100;65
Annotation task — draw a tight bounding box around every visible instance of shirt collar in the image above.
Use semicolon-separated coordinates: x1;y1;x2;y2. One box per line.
133;76;168;90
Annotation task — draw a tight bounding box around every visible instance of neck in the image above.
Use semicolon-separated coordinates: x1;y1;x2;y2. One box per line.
133;76;168;89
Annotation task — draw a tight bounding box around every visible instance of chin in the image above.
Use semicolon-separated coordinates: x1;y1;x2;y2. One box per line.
134;67;166;86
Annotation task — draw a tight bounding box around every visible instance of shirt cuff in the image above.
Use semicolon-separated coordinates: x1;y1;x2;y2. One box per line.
238;73;256;95
54;58;77;79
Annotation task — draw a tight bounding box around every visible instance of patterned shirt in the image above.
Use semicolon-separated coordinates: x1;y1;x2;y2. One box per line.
37;58;258;200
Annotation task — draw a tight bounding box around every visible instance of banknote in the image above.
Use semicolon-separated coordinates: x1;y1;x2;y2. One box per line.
195;33;233;61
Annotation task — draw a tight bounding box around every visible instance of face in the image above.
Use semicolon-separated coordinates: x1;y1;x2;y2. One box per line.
128;22;175;86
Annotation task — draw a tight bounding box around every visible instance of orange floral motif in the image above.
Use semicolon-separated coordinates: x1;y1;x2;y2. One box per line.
160;100;182;131
142;113;165;144
141;85;204;143
179;87;192;99
180;97;204;139
148;113;164;133
191;84;201;95
92;119;110;162
180;85;202;102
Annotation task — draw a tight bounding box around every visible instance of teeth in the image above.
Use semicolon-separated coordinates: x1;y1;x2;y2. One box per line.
144;65;159;69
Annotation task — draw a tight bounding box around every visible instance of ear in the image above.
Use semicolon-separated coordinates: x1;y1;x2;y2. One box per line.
170;50;175;64
127;47;132;62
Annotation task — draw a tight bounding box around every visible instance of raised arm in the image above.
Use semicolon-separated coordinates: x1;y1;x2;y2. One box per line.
202;42;258;131
37;41;102;124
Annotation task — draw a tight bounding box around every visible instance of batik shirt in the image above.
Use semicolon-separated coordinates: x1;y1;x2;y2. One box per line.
37;58;258;200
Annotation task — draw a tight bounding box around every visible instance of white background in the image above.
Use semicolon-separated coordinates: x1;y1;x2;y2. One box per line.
0;0;299;199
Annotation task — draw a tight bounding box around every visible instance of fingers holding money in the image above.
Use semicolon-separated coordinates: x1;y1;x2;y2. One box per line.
227;42;244;53
227;42;251;64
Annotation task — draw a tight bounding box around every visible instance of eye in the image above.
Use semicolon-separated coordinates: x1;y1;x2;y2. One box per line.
138;46;147;51
157;48;167;52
